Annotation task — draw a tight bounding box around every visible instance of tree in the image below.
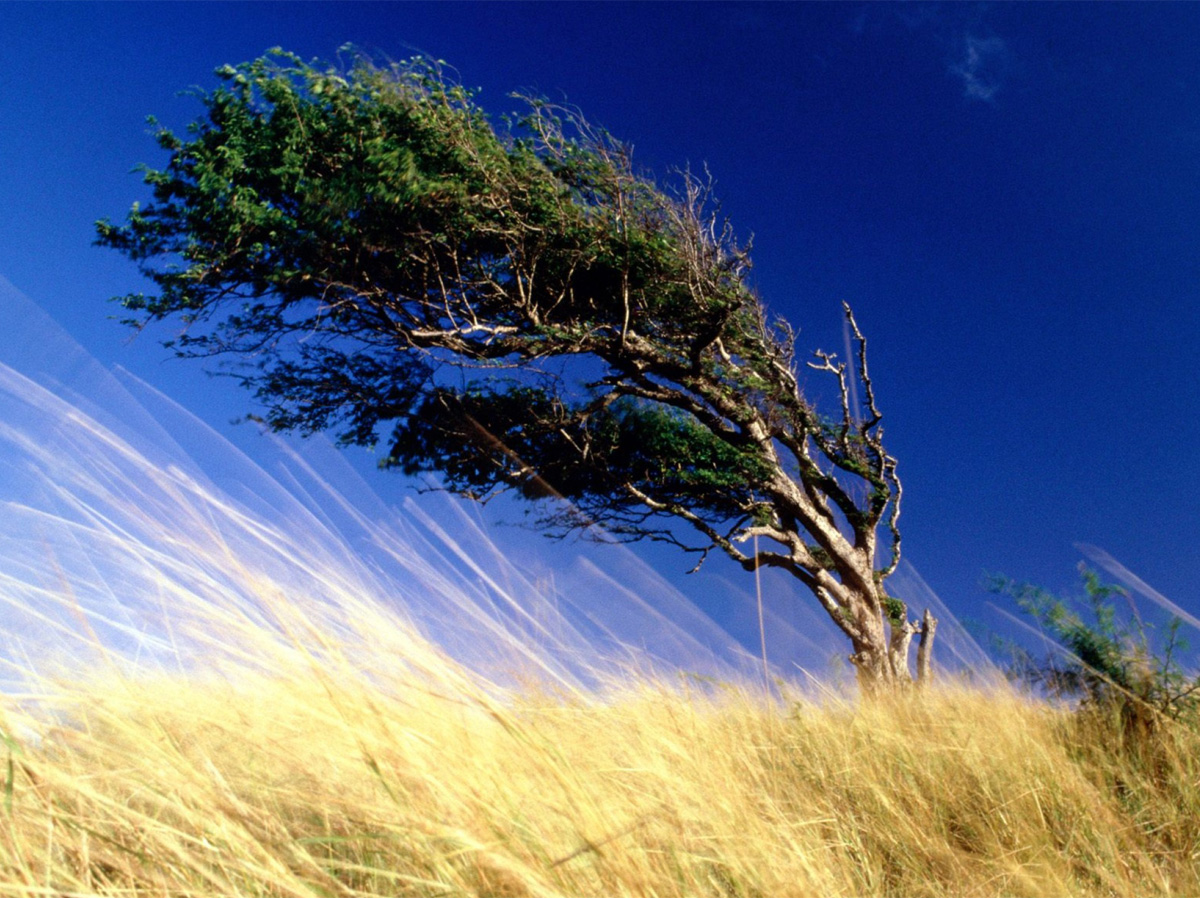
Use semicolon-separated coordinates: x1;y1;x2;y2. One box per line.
96;49;937;693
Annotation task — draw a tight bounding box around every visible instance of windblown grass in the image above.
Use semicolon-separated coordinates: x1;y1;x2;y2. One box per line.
3;629;1200;897
0;315;1196;897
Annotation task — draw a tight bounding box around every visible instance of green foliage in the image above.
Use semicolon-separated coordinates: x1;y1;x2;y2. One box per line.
986;565;1200;733
96;49;746;364
389;388;771;512
96;49;767;527
881;595;907;627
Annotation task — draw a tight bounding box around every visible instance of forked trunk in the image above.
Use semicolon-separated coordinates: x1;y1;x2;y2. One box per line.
848;599;938;695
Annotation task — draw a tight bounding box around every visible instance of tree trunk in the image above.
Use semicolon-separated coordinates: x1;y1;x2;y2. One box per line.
848;603;938;694
848;610;897;694
916;608;938;687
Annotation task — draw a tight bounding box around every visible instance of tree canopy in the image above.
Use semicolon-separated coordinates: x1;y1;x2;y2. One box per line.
97;49;936;692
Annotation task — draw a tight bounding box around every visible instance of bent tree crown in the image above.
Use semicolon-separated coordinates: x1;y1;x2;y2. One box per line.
97;50;936;691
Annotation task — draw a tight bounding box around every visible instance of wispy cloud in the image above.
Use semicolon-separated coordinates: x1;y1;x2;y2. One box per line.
846;5;1015;103
950;34;1008;102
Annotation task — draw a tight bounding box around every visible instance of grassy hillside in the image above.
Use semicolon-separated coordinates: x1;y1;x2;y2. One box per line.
3;633;1199;897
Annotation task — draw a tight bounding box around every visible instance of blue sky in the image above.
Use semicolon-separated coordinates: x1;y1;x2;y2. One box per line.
2;3;1199;666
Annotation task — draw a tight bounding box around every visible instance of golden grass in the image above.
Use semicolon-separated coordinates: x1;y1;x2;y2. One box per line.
3;642;1200;897
1;362;1198;897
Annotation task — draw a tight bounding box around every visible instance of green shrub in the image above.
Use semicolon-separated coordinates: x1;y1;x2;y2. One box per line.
986;564;1200;738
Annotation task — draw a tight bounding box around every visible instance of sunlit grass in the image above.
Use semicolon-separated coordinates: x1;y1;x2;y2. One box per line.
4;622;1200;897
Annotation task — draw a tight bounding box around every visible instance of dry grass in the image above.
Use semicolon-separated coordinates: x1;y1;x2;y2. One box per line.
1;360;1198;897
3;636;1200;897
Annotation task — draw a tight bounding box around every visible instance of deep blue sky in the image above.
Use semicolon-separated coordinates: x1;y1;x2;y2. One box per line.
3;3;1199;652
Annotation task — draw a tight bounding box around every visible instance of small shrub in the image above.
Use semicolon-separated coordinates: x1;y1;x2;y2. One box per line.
986;564;1200;739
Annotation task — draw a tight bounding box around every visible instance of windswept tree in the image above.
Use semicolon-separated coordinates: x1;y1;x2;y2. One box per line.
97;50;936;692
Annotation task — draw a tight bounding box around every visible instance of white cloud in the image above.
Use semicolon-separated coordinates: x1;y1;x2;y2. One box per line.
950;34;1008;102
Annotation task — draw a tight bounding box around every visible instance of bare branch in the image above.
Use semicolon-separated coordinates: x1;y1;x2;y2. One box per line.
844;302;883;433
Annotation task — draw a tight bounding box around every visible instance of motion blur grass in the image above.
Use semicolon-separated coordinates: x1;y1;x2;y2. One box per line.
3;617;1200;897
0;322;1197;897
